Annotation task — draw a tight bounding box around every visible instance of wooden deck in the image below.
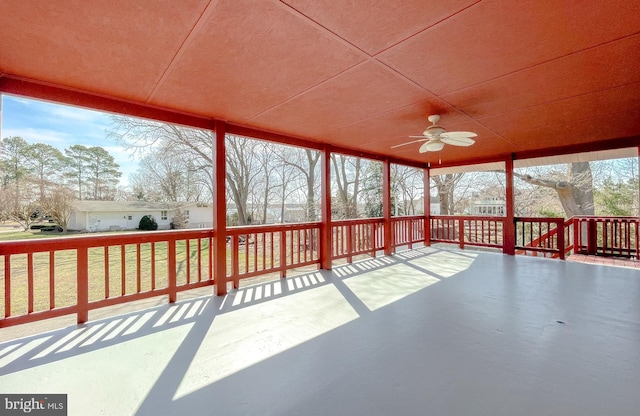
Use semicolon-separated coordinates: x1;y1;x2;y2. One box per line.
568;253;639;269
1;247;639;415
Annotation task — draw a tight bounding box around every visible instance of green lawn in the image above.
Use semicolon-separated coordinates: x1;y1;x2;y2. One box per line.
0;230;70;241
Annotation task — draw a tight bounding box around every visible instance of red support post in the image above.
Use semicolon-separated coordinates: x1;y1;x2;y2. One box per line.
383;159;393;255
503;156;516;255
458;218;465;249
424;166;431;246
213;121;228;296
320;146;332;270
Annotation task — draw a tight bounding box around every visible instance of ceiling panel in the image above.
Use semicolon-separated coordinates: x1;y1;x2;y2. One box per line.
282;0;478;55
149;0;365;122
0;0;209;102
478;82;640;137
441;34;640;117
248;61;433;137
378;0;640;95
505;109;640;150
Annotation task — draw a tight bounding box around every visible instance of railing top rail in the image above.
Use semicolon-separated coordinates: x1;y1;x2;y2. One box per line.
331;218;383;226
431;215;505;221
390;215;424;220
515;217;564;224
227;222;321;234
0;228;215;254
569;215;640;221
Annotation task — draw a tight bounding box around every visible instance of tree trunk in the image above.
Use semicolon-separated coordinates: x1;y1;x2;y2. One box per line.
513;162;595;217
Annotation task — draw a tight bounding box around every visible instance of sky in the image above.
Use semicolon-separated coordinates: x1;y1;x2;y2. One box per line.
1;94;138;186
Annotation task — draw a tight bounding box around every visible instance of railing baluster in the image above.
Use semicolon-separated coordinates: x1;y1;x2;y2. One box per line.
183;239;189;284
270;232;274;269
253;233;258;272
151;242;156;290
120;244;126;296
136;243;142;292
77;246;89;324
280;230;287;278
4;255;11;318
49;251;55;309
168;238;177;303
27;253;34;314
197;238;202;282
104;246;110;298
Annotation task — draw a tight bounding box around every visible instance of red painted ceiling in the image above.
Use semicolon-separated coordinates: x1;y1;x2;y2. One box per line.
1;0;639;166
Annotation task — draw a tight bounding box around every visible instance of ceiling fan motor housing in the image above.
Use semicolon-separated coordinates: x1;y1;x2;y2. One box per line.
424;125;445;137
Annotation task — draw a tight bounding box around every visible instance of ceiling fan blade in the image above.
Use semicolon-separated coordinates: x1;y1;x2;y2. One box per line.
441;131;477;138
419;140;444;153
391;138;427;148
440;136;475;146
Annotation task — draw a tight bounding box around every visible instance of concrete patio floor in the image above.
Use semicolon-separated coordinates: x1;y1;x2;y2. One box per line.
1;247;639;416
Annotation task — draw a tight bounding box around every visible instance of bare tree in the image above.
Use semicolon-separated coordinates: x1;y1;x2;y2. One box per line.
277;148;320;221
225;136;264;225
0;184;40;231
40;186;76;232
392;165;424;215
331;154;364;219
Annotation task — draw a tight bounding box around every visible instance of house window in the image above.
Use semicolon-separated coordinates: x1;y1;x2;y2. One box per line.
161;210;168;220
128;215;132;220
185;210;190;220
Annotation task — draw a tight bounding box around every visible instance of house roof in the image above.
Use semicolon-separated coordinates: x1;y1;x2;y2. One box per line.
1;1;638;168
73;201;171;213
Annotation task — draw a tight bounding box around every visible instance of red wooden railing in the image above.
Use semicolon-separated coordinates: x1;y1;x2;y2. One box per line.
430;215;504;249
570;216;639;259
514;216;639;260
226;223;321;288
1;229;215;327
514;217;565;259
391;215;425;250
331;218;385;261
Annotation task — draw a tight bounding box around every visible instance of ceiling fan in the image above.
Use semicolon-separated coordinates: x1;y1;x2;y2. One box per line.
392;115;477;152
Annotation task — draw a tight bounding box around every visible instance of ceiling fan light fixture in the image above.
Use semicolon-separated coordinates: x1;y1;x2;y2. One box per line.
420;140;445;153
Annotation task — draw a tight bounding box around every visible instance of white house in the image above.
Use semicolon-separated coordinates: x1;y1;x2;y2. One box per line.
68;201;175;231
68;201;217;232
178;202;213;228
470;197;506;216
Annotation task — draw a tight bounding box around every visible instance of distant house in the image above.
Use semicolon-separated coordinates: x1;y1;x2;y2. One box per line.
68;201;215;232
179;202;214;229
471;197;506;216
407;196;441;215
68;201;173;231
